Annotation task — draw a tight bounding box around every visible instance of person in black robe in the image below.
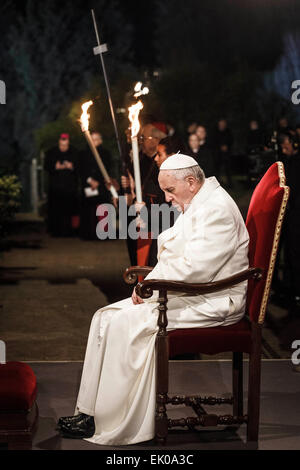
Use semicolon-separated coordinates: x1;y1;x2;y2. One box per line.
277;117;294;139
246;120;268;182
155;136;182;169
138;124;169;267
193;125;215;177
246;120;266;153
44;133;79;236
78;131;115;240
213;118;234;187
150;135;181;258
272;117;296;160
187;133;200;159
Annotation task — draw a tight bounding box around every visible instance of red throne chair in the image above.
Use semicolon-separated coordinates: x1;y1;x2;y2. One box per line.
124;161;289;448
0;361;38;449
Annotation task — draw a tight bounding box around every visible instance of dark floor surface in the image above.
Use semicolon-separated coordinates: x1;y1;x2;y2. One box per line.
1;219;298;361
24;359;300;450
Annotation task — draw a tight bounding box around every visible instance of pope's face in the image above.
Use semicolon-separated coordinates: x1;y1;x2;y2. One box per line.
158;170;199;212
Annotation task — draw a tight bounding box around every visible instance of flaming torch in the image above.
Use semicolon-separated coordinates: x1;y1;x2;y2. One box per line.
80;100;118;200
128;100;143;203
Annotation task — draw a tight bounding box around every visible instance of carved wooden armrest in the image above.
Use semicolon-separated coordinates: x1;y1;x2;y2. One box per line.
123;265;154;285
135;267;263;299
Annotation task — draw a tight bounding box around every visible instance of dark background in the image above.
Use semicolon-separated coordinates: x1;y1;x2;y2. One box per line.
1;0;300;209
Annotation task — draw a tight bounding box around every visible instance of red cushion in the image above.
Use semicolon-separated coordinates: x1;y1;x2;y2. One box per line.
168;318;252;357
0;362;37;411
246;162;289;322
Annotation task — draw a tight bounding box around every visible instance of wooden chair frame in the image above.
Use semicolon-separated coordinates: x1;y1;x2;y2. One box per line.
124;266;263;448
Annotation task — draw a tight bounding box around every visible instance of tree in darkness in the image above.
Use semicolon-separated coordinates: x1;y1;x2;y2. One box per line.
0;0;133;208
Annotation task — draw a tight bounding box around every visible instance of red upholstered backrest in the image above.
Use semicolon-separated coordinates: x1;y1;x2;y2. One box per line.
246;162;289;323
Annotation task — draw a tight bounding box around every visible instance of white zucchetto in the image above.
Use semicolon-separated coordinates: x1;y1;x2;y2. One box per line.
159;153;199;170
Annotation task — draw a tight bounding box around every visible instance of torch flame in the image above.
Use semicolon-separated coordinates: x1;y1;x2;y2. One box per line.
133;81;149;98
80;100;93;132
134;81;142;93
128;100;143;138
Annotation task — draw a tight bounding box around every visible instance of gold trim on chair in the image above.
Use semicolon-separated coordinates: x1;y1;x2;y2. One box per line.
258;161;290;324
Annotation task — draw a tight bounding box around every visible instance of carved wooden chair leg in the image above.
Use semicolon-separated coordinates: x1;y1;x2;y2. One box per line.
247;324;262;449
155;390;168;445
232;351;243;418
155;289;169;445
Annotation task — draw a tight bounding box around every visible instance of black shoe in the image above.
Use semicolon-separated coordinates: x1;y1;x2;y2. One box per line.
57;413;87;428
59;414;95;439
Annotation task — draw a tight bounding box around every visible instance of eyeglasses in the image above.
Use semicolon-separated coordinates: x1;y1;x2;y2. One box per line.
138;135;157;142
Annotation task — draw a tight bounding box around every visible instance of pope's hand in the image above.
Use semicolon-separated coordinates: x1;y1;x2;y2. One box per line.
132;287;144;305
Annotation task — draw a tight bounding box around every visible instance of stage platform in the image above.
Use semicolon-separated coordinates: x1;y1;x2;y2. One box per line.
22;359;300;450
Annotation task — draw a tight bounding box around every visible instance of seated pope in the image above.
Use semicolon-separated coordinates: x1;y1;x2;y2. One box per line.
57;154;249;445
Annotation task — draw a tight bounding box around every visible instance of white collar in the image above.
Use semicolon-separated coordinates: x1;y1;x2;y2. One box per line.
183;177;220;214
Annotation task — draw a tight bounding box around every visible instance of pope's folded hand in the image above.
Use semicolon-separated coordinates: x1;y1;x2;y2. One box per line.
132;287;144;305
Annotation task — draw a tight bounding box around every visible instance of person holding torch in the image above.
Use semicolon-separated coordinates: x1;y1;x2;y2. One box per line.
121;120;167;266
79;131;119;240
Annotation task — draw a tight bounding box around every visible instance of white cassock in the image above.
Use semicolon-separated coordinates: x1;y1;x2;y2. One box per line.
75;176;249;445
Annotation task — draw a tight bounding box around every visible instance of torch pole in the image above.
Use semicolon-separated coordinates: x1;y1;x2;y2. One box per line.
84;129;118;199
131;135;142;203
91;9;123;161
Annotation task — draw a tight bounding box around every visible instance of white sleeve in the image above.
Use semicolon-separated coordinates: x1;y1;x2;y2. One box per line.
145;206;238;283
